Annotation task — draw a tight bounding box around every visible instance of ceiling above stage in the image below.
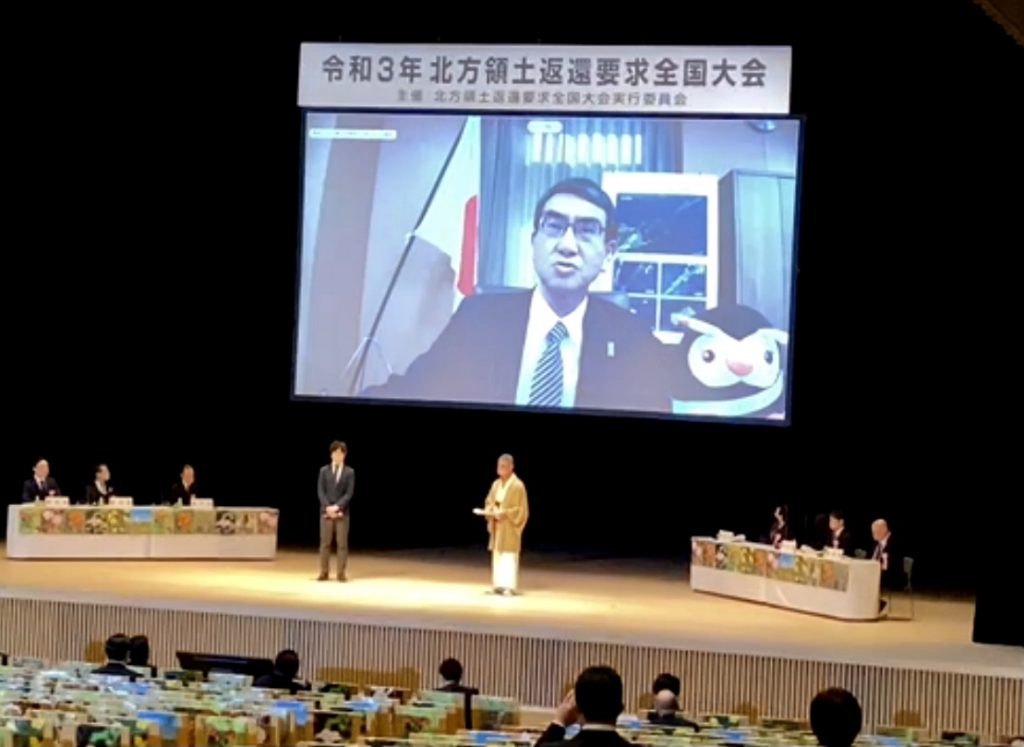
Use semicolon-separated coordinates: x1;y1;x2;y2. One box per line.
975;0;1024;45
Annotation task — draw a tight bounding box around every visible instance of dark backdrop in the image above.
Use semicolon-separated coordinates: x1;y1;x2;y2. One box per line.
3;4;1021;592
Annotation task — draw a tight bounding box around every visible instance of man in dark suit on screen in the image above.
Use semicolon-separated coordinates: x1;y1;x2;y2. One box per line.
364;178;672;414
317;440;355;582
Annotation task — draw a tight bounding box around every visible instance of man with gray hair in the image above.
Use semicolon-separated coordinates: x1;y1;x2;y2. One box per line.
648;689;700;731
478;454;529;595
871;519;904;605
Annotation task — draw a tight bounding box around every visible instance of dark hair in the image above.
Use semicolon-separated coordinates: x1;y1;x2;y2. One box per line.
439;657;463;683
330;441;347;456
95;464;108;477
532;178;618;242
809;688;862;747
574;665;623;725
104;634;131;663
274;649;300;679
829;510;845;523
652;672;681;696
128;635;150;666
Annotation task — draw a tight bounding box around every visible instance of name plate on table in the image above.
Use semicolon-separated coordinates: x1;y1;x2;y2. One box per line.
109;496;134;508
44;496;70;507
190;497;214;509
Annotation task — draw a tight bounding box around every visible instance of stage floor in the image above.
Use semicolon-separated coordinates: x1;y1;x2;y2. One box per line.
1;546;1019;678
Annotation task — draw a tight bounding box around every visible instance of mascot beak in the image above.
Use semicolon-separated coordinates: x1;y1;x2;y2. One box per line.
726;359;753;377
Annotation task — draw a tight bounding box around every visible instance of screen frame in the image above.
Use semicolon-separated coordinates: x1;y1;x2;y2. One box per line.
290;108;806;427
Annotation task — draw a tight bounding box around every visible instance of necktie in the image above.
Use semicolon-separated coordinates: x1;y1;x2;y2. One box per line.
528;322;569;407
333;466;340;483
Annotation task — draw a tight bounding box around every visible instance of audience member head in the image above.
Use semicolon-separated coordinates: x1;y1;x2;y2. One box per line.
652;672;681;696
439;657;463;684
653;689;679;714
828;511;845;533
128;635;150;666
497;454;514;479
34;459;50;480
810;688;862;747
871;519;890;542
574;665;623;725
273;650;300;680
330;441;347;465
104;634;131;664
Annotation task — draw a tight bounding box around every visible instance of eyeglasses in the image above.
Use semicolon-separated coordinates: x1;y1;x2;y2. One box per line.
538;211;606;243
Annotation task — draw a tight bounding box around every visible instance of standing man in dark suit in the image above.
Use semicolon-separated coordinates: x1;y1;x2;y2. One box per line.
363;178;672;415
22;459;61;501
317;441;354;581
534;666;631;747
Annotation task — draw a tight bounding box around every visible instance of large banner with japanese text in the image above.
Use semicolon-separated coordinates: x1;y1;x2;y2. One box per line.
298;44;791;114
293;44;800;424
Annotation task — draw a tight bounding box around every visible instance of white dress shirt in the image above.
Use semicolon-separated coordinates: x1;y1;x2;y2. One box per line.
514;288;588;407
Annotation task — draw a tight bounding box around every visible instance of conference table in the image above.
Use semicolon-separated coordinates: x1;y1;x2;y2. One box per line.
689;536;881;620
6;503;279;560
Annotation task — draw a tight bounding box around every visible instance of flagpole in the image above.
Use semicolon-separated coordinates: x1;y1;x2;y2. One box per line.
344;116;473;396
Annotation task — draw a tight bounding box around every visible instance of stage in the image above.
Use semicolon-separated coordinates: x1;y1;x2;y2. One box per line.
1;547;1021;734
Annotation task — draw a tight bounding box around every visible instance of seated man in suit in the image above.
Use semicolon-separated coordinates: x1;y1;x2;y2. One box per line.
535;666;630;747
84;464;116;504
825;510;852;556
169;464;199;503
437;658;477;729
647;689;699;731
871;519;905;613
22;459;61;502
364;178;672;415
92;634;138;680
253;650;311;694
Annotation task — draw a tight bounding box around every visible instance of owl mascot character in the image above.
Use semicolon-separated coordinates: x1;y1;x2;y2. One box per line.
670;304;789;420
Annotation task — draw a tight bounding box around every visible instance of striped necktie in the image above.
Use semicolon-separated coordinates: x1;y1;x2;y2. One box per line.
528;322;569;407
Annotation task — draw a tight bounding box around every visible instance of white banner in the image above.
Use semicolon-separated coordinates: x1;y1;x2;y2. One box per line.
298;44;791;115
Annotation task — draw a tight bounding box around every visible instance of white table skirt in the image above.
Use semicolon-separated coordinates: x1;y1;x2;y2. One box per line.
690;537;881;621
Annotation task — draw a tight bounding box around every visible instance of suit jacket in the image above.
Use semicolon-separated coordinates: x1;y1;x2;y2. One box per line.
534;723;631;747
484;475;528;554
92;662;137;680
828;528;853;556
873;535;905;590
22;477;61;502
647;711;700;731
363;291;673;414
318;464;355;513
169;481;198;503
84;483;115;504
253;672;312;693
